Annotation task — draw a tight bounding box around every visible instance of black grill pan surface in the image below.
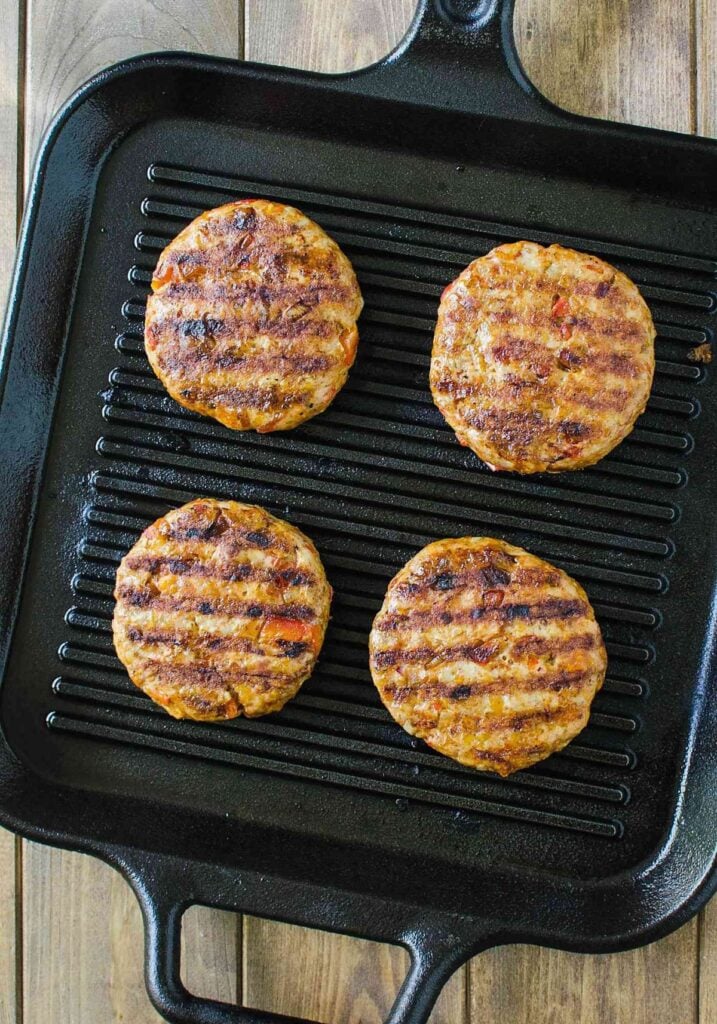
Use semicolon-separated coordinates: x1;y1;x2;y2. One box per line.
1;2;716;1022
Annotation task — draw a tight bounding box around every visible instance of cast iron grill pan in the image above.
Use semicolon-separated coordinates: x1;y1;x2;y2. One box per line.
1;3;716;1022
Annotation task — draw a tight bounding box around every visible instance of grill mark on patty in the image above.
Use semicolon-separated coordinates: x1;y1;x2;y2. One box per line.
374;598;589;633
460;305;644;343
433;376;629;416
147;314;338;348
459;408;557;446
139;659;301;686
373;632;599;672
126;626;257;655
154;234;341;278
477;705;580;734
511;632;599;657
124;625;314;659
391;559;520;598
488;334;642;379
124;554;317;589
451;266;618;302
154;225;341;269
456;407;598;450
371;642;499;669
117;586;317;622
168;383;311;413
490;334;545;366
154;343;339;378
382;667;595;704
154;279;356;309
464;747;543;767
162;519;289;552
560;387;630;413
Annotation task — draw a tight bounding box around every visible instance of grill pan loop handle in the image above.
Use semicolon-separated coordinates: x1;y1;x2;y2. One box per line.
144;891;313;1024
138;882;471;1024
387;930;471;1024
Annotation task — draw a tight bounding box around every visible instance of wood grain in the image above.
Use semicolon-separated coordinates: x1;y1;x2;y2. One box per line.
20;5;244;1019
513;0;695;132
700;897;717;1024
24;0;242;181
471;923;698;1024
22;847;241;1022
244;0;416;70
181;905;240;1004
0;1;21;1017
22;842;158;1023
243;918;466;1024
0;832;17;1024
0;0;20;299
696;0;717;135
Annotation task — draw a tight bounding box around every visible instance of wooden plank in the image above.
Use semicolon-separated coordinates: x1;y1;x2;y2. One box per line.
243;918;466;1024
23;842;241;1023
0;832;17;1024
181;905;240;1004
24;0;242;181
696;0;717;136
695;0;717;1011
695;1;717;1005
242;3;464;1019
699;897;717;1024
22;842;160;1023
21;5;244;1020
244;0;417;70
695;12;717;1011
0;0;21;301
470;1;702;1016
0;1;21;1019
513;0;694;132
471;922;698;1024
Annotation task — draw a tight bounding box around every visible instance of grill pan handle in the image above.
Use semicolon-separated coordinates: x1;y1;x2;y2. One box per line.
351;0;557;124
133;863;473;1024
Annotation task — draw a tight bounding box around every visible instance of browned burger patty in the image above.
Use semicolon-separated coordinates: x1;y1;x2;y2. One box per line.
369;537;607;776
145;200;363;432
112;499;331;721
430;241;655;473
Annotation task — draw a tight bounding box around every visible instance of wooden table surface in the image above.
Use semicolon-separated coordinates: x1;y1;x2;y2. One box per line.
0;1;715;1021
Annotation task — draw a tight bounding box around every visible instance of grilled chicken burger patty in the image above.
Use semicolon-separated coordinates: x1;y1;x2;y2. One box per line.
145;200;363;432
369;537;607;776
430;241;655;473
113;499;331;721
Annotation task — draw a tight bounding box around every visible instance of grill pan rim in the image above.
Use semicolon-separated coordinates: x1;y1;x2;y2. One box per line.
0;29;716;1000
1;757;716;956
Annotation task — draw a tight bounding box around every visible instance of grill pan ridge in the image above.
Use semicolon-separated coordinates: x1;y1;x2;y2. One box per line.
1;2;716;1022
